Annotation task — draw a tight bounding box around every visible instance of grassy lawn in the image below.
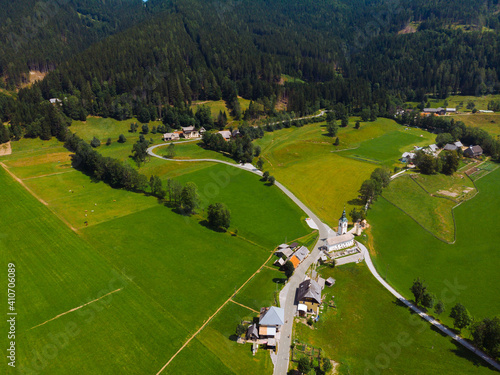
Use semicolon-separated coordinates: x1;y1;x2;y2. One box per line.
156;141;236;163
172;163;312;249
166;303;272;375
1;137;311;374
233;267;286;311
294;263;498;374
0;167;190;374
368;167;500;327
254;118;434;227
449;113;500;137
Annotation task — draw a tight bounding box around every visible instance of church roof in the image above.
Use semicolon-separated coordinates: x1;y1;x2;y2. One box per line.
325;233;354;245
339;208;348;223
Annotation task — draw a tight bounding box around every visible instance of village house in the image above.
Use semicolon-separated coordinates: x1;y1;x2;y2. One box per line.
401;152;416;163
289;246;309;268
423;107;446;115
163;132;180;141
218;130;232;141
443;143;458;151
464;145;483;158
297;279;322;316
258;306;284;339
181;126;200;139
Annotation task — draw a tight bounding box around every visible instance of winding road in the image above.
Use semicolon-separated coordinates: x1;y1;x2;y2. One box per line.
147;143;500;374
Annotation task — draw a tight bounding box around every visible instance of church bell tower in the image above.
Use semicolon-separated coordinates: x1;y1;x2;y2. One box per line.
338;207;348;235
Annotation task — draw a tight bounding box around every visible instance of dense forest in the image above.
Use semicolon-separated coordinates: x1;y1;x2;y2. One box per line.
1;0;500;158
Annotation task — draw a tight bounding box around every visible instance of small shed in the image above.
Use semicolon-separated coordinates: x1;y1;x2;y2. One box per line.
246;324;259;340
326;277;336;287
289;242;299;249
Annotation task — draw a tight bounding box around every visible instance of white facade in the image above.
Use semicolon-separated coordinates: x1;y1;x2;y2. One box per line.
324;233;355;252
338;208;348;235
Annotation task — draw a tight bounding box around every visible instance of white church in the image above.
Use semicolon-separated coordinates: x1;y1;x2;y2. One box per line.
324;208;355;252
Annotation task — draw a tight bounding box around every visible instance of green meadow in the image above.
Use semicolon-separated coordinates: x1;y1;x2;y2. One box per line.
254;118;434;226
368;167;500;326
450;113;500;137
0;167;191;374
382;174;467;242
0;135;311;374
294;263;498;375
190;97;252;123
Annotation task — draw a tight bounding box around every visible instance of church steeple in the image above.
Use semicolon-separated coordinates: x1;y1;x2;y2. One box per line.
338;206;348;235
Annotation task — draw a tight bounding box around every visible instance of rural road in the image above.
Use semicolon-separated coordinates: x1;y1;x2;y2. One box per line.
147;142;500;374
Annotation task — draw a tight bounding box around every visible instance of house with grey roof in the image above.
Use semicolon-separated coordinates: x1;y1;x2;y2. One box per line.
464;145;483;158
218;130;232;141
246;324;259;341
258;306;285;337
429;144;439;153
443;143;458;151
297;279;322;315
181;126;199;139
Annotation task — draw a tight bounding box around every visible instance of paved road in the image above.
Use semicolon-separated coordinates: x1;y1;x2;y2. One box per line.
147;143;500;374
357;243;500;372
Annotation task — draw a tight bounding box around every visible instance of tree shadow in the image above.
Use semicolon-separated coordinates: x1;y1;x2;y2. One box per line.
199;219;226;233
228;334;238;342
273;277;287;284
449;338;498;371
347;198;364;206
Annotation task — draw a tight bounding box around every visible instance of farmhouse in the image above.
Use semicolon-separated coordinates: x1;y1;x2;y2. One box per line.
324;233;355;252
464;145;483;158
443;143;458;151
163;132;180;141
218;130;232;141
289;246;309;268
423;107;446;115
259;306;285;338
181;126;200;138
428;144;439;153
297;279;322;316
401;152;416;163
246;324;259;340
275;245;293;259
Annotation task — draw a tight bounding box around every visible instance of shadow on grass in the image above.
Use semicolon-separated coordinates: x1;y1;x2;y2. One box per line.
199;219;227;233
348;198;365;206
273;277;287;284
449;338;498;371
229;334;238;342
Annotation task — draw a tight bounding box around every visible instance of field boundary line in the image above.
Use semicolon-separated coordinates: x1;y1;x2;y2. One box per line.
1;162;79;233
30;288;122;330
22;169;76;180
263;265;278;271
229;299;259;313
155;252;274;375
0;162;49;206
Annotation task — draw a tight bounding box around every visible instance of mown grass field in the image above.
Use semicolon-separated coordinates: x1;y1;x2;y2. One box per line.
254;118;434;226
156;141;236;163
0;167;191;374
166;303;272;375
294;263;498;375
368;167;500;327
1;136;311;374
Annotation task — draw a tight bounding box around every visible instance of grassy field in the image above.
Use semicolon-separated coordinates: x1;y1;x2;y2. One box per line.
1;136;311;374
156;141;236;163
0;167;192;374
449;113;500;137
368;167;500;327
293;263;498;375
190;97;252;123
166;303;272;375
382;175;457;242
422;94;500;111
254;118;434;226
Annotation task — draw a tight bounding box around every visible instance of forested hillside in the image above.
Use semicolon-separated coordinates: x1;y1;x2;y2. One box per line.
0;0;174;87
1;0;500;153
